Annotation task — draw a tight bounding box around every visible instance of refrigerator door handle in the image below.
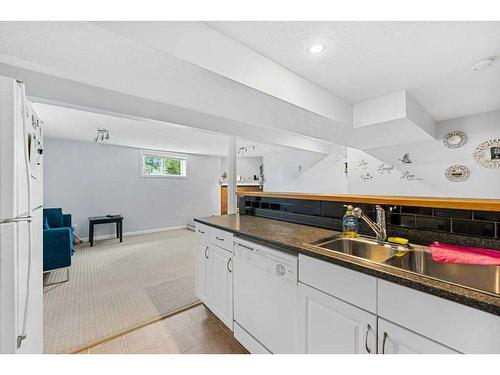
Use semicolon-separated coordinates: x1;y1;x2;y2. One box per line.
0;216;32;224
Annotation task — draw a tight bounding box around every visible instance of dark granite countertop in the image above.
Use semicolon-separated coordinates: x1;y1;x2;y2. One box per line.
194;214;500;316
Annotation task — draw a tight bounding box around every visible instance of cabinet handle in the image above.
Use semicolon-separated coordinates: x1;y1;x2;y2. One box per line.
227;257;232;273
198;229;205;234
382;332;388;354
216;236;225;241
364;324;372;354
204;246;209;259
236;243;255;251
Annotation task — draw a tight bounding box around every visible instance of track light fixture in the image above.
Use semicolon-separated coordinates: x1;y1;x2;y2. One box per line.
92;128;110;142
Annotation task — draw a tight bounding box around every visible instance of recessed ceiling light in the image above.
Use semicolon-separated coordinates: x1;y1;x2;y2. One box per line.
471;57;496;71
309;43;325;54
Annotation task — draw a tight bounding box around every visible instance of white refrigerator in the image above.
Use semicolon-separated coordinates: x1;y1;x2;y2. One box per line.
0;76;43;353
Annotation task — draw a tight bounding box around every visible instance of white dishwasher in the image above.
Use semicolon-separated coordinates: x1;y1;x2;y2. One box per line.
233;238;298;354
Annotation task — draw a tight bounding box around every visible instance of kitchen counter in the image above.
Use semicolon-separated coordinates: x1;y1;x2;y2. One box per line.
220;181;261;186
194;214;500;316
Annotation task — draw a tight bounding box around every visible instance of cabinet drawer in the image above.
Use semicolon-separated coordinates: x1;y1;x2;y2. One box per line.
378;318;459;354
210;227;234;252
195;223;210;244
299;255;377;313
378;280;500;353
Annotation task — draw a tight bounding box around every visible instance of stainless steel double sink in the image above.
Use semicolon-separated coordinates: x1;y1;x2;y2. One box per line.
309;235;500;295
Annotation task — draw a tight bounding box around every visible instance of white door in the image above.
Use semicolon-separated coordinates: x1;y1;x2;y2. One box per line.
378;318;459;354
298;282;377;354
195;243;210;305
209;244;233;330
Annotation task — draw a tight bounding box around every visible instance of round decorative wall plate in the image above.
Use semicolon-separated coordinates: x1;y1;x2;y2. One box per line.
473;139;500;169
443;130;468;148
445;165;470;182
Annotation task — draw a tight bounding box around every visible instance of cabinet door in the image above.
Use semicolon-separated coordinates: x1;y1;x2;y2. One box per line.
195;243;210;305
298;283;377;354
210;244;233;330
378;318;459;354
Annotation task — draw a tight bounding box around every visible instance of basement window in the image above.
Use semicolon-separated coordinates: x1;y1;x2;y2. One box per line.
141;150;187;178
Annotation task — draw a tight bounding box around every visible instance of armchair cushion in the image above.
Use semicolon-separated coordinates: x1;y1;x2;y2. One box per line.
43;217;50;230
44;208;63;228
62;213;72;229
43;227;72;272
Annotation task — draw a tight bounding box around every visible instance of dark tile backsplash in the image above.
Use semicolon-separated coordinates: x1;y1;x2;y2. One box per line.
452;219;495;238
474;211;500;222
434;208;472;220
352;203;375;213
270;203;281;210
389;214;415;228
321;201;343;219
240;196;500;249
401;206;433;216
415;216;451;232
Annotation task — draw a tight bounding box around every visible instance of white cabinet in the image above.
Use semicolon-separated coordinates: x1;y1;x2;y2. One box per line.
378;279;500;353
298;282;377;354
195;227;500;354
195;223;233;331
209;244;233;330
209;227;233;252
378;318;458;354
195;243;210;304
195;223;210;304
299;254;377;313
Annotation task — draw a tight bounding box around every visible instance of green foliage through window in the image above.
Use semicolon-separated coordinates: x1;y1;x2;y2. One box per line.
142;153;186;177
144;156;162;175
164;158;181;175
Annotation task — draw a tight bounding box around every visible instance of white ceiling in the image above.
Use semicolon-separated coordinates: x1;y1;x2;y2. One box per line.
1;21;498;156
0;21;336;153
33;103;287;157
208;21;500;120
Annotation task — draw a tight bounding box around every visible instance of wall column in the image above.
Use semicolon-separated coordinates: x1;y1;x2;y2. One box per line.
227;135;237;214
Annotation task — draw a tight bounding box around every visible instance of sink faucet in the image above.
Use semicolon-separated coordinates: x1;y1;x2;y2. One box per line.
352;205;387;242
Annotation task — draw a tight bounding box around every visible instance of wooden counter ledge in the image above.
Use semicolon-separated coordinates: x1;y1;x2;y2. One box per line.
236;191;500;212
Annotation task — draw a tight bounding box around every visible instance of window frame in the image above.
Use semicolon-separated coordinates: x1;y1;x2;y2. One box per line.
140;150;188;179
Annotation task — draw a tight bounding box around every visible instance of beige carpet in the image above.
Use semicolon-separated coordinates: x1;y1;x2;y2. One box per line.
43;229;199;354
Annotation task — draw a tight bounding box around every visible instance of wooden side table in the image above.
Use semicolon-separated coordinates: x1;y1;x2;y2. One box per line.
88;215;123;247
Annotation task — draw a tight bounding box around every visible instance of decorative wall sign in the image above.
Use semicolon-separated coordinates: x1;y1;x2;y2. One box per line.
443;130;468;149
474;139;500;169
360;173;373;182
400;171;422;181
377;163;394;175
445;165;470;182
398;153;412;164
357;159;368;169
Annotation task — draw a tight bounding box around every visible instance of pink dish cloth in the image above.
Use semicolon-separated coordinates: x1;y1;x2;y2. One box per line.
429;242;500;266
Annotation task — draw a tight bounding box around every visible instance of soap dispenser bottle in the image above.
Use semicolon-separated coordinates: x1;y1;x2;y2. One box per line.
342;205;359;238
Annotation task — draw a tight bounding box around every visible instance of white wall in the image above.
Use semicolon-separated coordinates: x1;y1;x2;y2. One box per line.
263;111;500;199
43;138;220;238
263;146;348;194
348;110;500;198
220;156;262;182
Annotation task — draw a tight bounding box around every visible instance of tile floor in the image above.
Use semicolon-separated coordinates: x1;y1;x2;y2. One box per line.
77;304;249;354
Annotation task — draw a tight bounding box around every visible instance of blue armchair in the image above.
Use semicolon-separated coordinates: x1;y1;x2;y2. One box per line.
43;208;73;284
